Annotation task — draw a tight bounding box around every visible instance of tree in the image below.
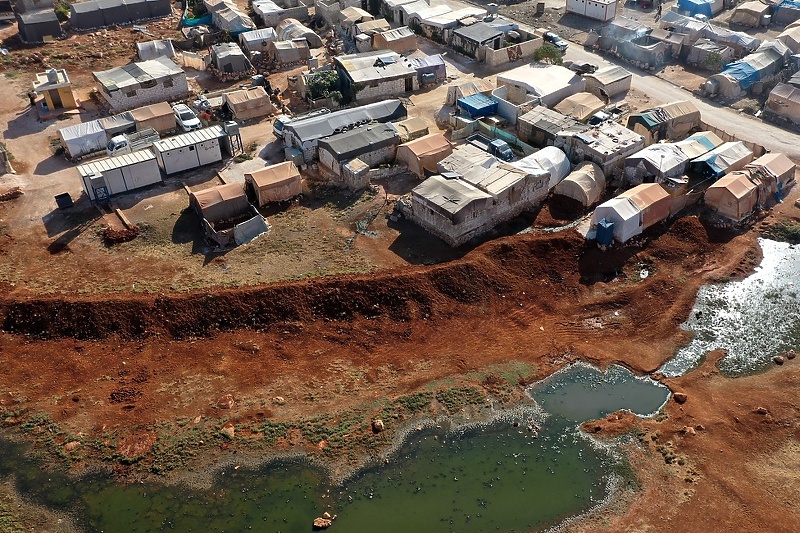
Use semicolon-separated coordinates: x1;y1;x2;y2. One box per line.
307;70;343;104
533;44;564;66
700;52;724;73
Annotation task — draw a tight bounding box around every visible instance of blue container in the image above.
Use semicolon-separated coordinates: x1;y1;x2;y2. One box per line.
596;218;614;246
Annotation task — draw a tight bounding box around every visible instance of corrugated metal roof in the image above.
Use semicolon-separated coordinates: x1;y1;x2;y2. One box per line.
453;21;504;43
153;125;226;151
77;148;156;177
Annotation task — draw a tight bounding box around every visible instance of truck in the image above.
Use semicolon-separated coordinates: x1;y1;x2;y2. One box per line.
468;134;514;162
272;107;331;140
106;128;160;157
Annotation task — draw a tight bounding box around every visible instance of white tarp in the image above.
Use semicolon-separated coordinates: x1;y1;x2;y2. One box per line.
553;161;606;206
59;120;107;159
591;197;642;242
511;146;571;189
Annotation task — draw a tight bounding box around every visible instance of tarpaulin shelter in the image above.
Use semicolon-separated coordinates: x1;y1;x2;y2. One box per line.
623;143;690;184
686;39;733;66
729;1;769;27
239;28;277;56
590;197;642;242
457;94;498;118
210;1;256;35
553;161;605;207
512;146;571;189
777;25;800;53
69;0;104;29
773;0;800;25
704;170;758;221
129;101;175;134
392;116;428;142
211;42;253;73
277;18;322;48
353;18;391;38
17;9;62;42
244;161;301;205
146;0;170;17
252;0;284;28
659;11;760;53
619;183;671;230
136;39;175;60
766;82;800;125
517;106;582;147
98;111;135;137
445;78;494;106
222;86;275;121
554;92;605;122
688;141;753;179
626;100;701;145
674;131;724;159
396;133;453;177
59;120;108;159
266;39;311;64
372;26;417;54
677;0;723;18
410;54;446;84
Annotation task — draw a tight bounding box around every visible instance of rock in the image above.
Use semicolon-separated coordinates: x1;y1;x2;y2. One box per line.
673;392;688;404
372;419;385;433
313;517;333;529
273;396;286;406
680;426;696;436
220;423;235;439
322;512;331;519
695;424;705;431
773;355;785;365
650;372;664;381
786;350;796;360
217;394;234;409
317;439;327;449
193;415;202;424
63;441;82;452
755;406;769;415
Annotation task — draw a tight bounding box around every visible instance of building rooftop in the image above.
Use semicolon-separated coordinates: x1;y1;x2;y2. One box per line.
335;50;415;84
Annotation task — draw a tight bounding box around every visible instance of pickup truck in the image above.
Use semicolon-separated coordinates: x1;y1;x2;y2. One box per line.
106;128;160;157
468;134;514;161
273;107;331;140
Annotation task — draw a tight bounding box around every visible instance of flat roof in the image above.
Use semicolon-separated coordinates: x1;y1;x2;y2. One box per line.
335;50;415;84
152;125;226;151
77;148;156;177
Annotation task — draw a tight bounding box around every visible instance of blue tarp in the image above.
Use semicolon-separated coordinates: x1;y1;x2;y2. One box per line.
457;93;498;118
721;61;760;89
182;13;212;26
775;0;800;11
677;0;714;17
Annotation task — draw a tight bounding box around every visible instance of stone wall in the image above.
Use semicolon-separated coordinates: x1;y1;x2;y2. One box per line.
97;75;190;113
353;76;416;103
482;37;542;67
319;142;398;176
409;198;495;247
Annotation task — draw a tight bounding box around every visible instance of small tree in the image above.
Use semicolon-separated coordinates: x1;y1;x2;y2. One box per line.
533;44;563;65
54;2;70;22
700;51;724;73
307;70;343;103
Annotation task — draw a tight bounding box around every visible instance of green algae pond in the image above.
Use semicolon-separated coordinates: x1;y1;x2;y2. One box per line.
0;363;670;532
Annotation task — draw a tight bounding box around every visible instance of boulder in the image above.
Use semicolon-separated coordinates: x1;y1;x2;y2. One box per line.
680;426;696;436
63;441;82;452
755;406;769;415
313;517;332;529
372;419;385;433
217;394;235;409
673;392;688;404
220;423;235;439
773;355;785;365
786;350;796;360
273;396;286;406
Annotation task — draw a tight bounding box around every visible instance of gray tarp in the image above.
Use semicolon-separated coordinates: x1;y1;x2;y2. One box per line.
59;120;107;159
136;39;175;60
233;214;270;245
17;9;63;43
98;111;135;137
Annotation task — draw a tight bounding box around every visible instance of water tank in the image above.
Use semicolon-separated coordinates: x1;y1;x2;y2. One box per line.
223;120;240;136
486;3;498;15
596;219;614;246
46;68;59;84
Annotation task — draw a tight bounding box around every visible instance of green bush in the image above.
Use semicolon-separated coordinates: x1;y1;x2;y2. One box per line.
533;44;563;65
55;2;70;22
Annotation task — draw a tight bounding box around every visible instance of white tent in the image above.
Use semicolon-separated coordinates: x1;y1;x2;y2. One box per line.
511;147;571;189
591;197;642;242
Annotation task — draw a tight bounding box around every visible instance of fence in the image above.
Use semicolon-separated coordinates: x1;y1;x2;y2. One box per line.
699;120;766;158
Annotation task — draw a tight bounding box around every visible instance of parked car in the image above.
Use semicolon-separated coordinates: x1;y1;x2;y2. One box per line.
173;103;201;132
543;32;569;53
564;60;598;75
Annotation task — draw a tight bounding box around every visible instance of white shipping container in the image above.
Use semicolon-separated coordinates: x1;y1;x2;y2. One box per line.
152;126;226;175
77;149;162;201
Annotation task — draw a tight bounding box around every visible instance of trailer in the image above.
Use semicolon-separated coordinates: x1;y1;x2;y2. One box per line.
151;126;227;175
76;149;162;202
107;128;160;157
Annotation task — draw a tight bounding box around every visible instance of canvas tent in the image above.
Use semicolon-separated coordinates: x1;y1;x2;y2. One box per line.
554;92;605;122
372;26;417;54
773;0;800;25
58;120;107;160
211;42;253;73
207;0;256;35
266;39;311;64
746;152;797;195
97;0;129;26
777;25;800;53
766;82;800;125
583;66;632;99
392;116;428;142
688;141;753;179
687;39;733;66
704;171;758;221
729;1;769;27
619;183;671;230
136;39;175;60
239;28;277;56
553;162;606;207
69;1;105;30
396;133;453;177
191;183;251;223
244;161;301;205
123;0;150;21
674;131;723;159
517;106;583;147
446;78;494;106
129;101;175;134
223;87;274;121
277;18;322;48
252;0;285;28
17;9;62;43
512;147;571;189
626;100;700;145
